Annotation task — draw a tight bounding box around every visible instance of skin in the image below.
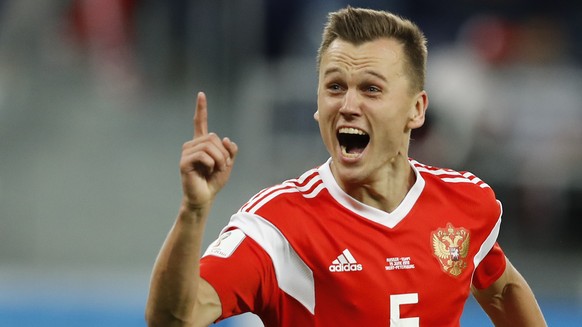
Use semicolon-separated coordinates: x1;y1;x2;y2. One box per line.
145;92;232;327
145;38;546;327
315;38;427;212
473;258;547;326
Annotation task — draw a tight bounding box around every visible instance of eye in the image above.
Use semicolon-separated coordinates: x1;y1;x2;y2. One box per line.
367;85;381;93
327;83;344;94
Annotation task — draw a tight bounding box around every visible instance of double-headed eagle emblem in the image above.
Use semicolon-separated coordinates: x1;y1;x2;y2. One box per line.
431;223;470;277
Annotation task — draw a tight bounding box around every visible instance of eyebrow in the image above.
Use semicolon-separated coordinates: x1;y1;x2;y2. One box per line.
364;70;388;83
323;67;388;83
322;67;342;78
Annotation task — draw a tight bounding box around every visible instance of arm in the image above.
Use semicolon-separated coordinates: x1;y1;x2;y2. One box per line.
471;256;547;327
145;92;238;327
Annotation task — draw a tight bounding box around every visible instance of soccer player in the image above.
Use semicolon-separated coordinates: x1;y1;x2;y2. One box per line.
146;7;546;327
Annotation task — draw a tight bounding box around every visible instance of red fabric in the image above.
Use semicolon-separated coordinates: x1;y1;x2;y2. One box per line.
200;233;312;324
200;159;504;326
200;234;270;319
472;242;507;289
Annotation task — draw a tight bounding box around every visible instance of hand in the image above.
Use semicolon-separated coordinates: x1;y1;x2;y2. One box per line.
179;92;238;211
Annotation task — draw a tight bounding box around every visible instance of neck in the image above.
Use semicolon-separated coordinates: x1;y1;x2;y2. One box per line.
339;156;416;213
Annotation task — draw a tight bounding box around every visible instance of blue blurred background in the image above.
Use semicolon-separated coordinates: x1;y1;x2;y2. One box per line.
1;0;581;326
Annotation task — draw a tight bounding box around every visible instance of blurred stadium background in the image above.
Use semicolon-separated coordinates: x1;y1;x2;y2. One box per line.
1;0;581;326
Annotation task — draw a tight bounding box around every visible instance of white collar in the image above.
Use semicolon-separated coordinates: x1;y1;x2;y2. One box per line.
318;158;425;229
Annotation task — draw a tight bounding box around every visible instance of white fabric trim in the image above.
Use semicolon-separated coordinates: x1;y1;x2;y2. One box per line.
473;200;503;270
225;212;315;314
318;158;425;229
414;166;463;176
247;188;299;214
239;170;323;214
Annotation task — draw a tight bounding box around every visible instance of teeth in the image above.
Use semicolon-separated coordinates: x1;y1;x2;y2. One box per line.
341;145;361;158
338;127;367;135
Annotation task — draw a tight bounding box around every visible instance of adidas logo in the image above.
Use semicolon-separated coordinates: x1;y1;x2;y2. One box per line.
329;249;363;272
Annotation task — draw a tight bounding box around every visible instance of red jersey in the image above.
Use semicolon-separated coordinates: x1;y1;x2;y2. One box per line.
201;158;506;326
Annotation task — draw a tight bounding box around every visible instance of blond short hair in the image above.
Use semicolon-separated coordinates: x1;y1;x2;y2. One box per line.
317;7;428;92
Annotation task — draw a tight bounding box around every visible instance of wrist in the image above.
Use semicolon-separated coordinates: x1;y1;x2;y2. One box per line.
179;197;212;223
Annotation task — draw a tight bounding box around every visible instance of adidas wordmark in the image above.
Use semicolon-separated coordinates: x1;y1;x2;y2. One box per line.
329;249;363;272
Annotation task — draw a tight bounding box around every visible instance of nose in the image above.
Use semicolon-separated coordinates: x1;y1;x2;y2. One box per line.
339;89;361;117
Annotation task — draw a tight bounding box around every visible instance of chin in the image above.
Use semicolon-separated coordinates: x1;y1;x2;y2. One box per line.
331;161;368;183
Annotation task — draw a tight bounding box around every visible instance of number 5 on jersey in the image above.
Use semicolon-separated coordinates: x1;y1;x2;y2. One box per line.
390;293;419;327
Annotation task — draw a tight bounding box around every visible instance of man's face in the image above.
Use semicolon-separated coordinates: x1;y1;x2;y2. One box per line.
315;38;427;186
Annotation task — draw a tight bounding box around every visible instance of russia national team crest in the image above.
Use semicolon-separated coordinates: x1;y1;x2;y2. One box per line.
431;223;470;277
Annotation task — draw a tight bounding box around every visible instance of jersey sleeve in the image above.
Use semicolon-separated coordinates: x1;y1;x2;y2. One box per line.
200;228;276;322
471;242;507;289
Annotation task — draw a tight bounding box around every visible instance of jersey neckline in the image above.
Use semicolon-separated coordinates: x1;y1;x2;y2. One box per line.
317;158;426;229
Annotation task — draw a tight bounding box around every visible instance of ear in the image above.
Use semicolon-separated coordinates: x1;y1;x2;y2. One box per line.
313;110;320;122
407;91;428;130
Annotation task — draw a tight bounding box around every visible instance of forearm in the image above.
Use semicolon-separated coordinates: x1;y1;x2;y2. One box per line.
473;260;546;327
497;282;545;326
146;91;236;326
146;202;211;326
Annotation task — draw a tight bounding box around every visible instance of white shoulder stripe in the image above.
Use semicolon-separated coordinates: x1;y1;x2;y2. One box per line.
239;169;318;213
239;186;277;213
247;187;299;214
415;166;463;176
463;172;490;189
473;200;503;270
286;168;320;187
303;181;325;199
239;183;294;213
412;161;491;189
240;173;323;214
226;212;315;314
285;174;322;193
441;177;472;183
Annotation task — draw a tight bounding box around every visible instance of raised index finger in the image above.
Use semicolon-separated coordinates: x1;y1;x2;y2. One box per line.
193;91;208;138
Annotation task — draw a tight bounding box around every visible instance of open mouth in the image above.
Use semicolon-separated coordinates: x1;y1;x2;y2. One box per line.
337;127;370;158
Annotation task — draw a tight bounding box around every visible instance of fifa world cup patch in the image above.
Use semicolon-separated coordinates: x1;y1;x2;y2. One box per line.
431;223;470;277
204;229;246;258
